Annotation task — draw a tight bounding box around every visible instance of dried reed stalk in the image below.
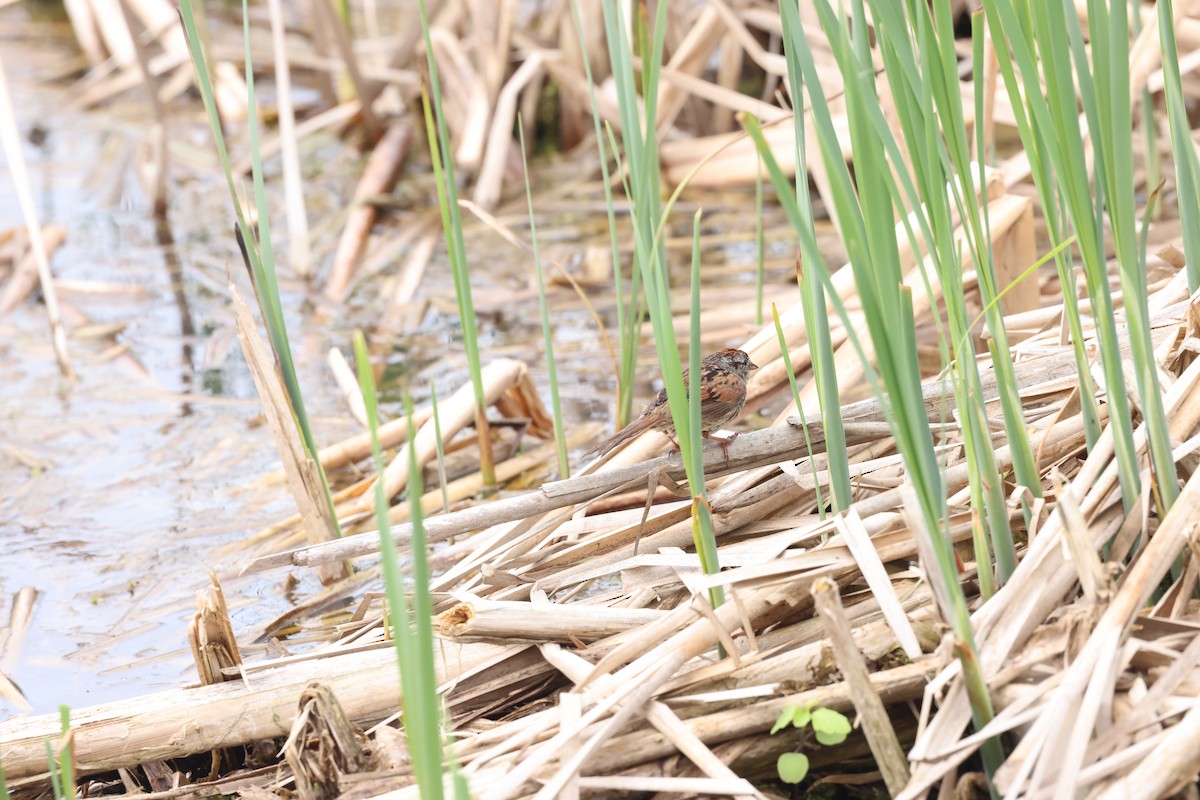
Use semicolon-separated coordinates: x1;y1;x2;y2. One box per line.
436;597;663;642
323;122;413;301
812;576;910;795
232;284;344;583
0;643;511;780
0;57;71;375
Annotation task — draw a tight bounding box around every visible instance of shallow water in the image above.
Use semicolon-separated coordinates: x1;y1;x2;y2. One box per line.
0;12;352;715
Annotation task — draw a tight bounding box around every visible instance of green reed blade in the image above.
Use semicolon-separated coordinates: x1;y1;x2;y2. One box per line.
517;116;569;479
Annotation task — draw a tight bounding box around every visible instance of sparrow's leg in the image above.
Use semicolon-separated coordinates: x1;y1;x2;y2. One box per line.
703;430;739;467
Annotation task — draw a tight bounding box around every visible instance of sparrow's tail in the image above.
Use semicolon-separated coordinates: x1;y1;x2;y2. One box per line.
588;413;656;459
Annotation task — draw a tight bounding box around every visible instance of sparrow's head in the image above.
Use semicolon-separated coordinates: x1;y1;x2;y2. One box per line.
704;348;758;381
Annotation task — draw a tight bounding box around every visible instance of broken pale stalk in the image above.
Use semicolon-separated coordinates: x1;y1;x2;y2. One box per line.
812;576;910;795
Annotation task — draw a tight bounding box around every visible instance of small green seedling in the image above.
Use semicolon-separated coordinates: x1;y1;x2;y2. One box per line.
770;703;852;784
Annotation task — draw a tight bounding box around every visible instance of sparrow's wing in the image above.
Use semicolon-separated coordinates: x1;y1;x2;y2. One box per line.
697;366;745;430
657;366;743;429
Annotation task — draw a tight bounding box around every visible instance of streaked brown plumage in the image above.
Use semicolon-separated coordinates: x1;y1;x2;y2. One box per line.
591;348;758;459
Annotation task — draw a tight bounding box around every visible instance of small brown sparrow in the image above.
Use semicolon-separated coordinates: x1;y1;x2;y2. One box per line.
591;348;758;459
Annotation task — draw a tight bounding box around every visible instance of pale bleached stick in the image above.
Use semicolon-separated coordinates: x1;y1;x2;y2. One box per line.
378;229;438;333
661;114;845;188
585;660;936;777
528;654;721;800
1039;465;1200;797
430;28;488;170
764;190;1029;427
0;226;67;315
69;48;172;108
366;358;532;509
480;565;867;797
328;347;367;428
394;634;935;797
574;777;761;794
0;642;514;780
307;0;379;139
115;0;168;216
242;418;889;573
232;101;361;177
836;509;923;660
538;642;763;799
323;122;413;301
654;5;723;131
666;592;939;697
410;426;600;526
289;402;434;479
705;0;787;76
1091;625;1200;760
424;398;1082;616
89;0;135;65
659;64;788;126
472;51;548;210
435;597;663;642
473;658;657;799
231;285;344;584
559;690;582;800
0;56;71;375
266;0;311;276
62;0;105;65
812;576;911;796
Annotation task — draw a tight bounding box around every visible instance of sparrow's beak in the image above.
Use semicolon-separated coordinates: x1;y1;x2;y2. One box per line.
749;360;759;370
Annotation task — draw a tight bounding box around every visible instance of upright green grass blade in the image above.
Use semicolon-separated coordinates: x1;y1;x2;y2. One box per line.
772;303;825;518
616;0;668;411
430;386;451;514
569;0;642;427
599;0;672;454
517;116;569;479
57;706;73;800
689;210;721;605
985;0;1142;513
980;3;1103;453
354;332;446;799
1070;0;1176;510
688;213;705;477
603;120;646;430
1132;1;1161;217
180;0;298;433
417;0;494;488
1159;0;1200;293
778;0;852;512
44;741;62;800
865;0;1018;585
929;0;1041;536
